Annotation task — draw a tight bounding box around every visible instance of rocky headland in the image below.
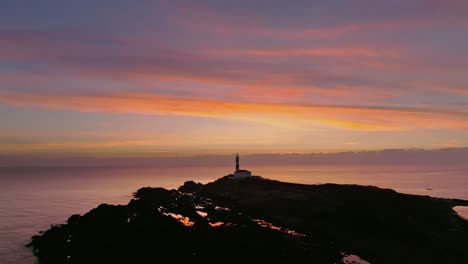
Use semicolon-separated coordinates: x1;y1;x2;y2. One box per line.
27;175;468;264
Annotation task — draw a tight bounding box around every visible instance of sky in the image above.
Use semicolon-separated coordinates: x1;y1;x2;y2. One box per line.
1;0;468;157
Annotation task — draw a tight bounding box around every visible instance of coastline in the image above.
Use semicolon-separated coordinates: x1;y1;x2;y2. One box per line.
27;175;468;264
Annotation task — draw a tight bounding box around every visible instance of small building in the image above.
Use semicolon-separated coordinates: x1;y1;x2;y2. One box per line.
233;153;251;178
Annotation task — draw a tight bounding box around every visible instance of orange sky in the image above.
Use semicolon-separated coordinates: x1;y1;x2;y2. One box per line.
1;1;468;156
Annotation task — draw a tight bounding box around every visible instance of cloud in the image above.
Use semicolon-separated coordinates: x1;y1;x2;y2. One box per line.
1;28;465;101
220;47;397;58
1;28;467;132
0;1;467;155
0;29;414;106
1;91;467;131
171;1;468;39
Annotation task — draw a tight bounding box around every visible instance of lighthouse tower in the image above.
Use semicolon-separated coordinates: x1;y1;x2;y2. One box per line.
233;153;251;178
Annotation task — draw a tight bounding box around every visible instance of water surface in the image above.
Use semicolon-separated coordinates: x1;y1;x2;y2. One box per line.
1;165;467;263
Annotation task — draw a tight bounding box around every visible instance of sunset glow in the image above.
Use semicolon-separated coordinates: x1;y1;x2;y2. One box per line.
1;1;468;157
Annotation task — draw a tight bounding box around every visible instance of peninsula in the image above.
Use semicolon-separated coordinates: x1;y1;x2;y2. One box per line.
27;173;468;264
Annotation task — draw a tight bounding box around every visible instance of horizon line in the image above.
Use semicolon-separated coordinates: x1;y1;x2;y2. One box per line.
1;146;468;158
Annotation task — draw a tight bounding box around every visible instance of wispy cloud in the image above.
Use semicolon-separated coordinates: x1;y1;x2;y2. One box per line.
211;47;398;58
1;91;467;131
1;1;468;154
171;1;468;39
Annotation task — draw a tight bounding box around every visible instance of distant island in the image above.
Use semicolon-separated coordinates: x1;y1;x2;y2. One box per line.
27;172;468;264
5;148;468;168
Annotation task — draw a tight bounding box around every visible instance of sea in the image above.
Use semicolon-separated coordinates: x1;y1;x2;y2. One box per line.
1;164;468;264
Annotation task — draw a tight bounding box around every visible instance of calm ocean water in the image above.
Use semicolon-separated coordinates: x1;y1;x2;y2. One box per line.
1;164;468;264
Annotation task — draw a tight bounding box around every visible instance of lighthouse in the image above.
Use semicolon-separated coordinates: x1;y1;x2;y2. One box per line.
233;153;252;178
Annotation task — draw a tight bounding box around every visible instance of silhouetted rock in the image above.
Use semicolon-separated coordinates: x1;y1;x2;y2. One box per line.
179;180;204;193
28;176;468;264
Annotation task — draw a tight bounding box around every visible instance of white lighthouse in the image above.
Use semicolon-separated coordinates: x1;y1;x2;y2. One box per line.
233;153;251;178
